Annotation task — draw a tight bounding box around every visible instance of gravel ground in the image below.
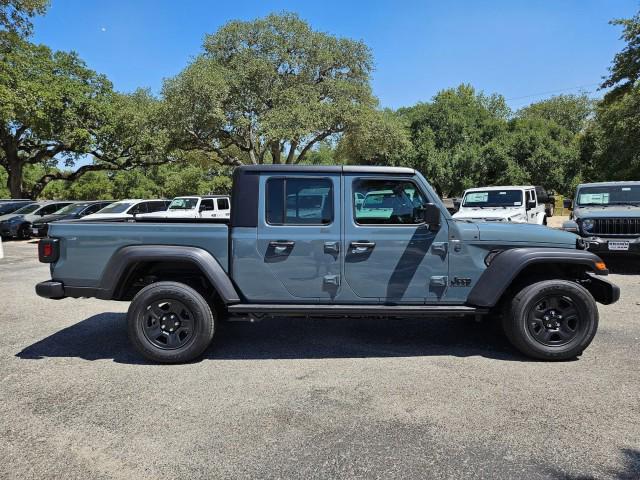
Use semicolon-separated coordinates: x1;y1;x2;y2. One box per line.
0;239;638;479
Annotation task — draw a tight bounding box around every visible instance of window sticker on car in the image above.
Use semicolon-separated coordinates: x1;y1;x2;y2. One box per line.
621;187;631;191
579;193;609;204
514;201;522;206
466;192;488;202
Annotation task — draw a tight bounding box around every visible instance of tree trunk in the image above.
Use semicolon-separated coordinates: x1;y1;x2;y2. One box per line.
6;155;26;199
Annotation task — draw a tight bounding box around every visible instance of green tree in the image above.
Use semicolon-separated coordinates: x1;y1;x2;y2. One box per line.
336;109;412;165
164;12;377;166
0;0;48;37
583;84;640;181
580;9;640;183
517;94;593;135
601;10;640;101
0;36;169;198
398;85;510;195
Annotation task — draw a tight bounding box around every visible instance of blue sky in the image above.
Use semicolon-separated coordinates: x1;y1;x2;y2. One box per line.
33;0;638;110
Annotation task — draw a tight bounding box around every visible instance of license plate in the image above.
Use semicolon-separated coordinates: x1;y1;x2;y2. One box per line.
32;228;39;236
608;241;630;251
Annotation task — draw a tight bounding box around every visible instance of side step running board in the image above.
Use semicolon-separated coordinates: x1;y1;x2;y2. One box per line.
227;304;488;317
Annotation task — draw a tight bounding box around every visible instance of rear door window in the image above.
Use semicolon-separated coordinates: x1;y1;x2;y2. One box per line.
200;199;215;211
266;178;333;225
217;198;230;210
129;202;148;215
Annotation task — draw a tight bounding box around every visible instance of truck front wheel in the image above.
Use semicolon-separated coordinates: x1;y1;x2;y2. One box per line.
127;281;216;363
503;280;598;361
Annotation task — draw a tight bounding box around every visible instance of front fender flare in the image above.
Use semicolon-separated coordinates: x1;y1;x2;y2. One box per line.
467;248;610;307
97;245;241;303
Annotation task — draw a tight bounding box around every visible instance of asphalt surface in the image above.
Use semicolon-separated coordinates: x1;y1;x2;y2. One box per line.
0;239;639;479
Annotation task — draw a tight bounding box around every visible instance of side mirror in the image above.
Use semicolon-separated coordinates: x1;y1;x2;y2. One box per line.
526;200;536;210
563;198;573;210
422;203;441;231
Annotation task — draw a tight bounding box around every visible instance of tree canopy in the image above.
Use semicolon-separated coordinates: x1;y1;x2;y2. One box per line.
164;12;377;166
0;36;169;198
0;0;48;37
601;11;640;101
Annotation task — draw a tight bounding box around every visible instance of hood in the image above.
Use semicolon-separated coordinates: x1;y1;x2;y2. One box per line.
475;222;578;246
453;206;522;220
574;205;640;218
0;213;24;223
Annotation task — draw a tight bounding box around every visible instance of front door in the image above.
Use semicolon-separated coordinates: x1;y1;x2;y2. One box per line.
256;174;341;299
343;176;449;303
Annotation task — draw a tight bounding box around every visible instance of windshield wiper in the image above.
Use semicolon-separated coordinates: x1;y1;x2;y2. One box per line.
609;201;640;206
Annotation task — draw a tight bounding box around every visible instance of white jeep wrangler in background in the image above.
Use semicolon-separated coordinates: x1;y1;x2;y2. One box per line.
453;185;548;225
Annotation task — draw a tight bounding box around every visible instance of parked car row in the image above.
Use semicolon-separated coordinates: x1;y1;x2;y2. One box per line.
0;195;231;240
446;180;639;257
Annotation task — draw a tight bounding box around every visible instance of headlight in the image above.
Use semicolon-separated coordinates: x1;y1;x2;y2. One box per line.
581;218;594;233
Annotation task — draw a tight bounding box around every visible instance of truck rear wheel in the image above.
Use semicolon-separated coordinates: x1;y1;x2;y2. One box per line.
127;281;215;363
502;280;598;361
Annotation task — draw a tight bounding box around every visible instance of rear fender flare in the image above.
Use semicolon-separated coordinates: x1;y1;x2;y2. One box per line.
98;245;240;303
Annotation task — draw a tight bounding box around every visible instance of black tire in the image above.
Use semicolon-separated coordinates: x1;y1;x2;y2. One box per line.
17;224;31;240
502;280;598;361
127;281;215;363
542;215;548;226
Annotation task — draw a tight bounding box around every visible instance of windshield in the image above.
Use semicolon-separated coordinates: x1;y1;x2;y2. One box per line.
53;203;87;215
0;203;31;214
462;190;523;208
96;202;134;214
169;198;198;210
577;185;640;206
12;203;41;214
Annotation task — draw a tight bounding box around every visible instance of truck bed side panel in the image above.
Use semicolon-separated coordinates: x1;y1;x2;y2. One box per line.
48;222;229;287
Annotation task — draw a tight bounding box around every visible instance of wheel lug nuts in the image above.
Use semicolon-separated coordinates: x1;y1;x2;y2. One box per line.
161;324;166;329
174;322;179;326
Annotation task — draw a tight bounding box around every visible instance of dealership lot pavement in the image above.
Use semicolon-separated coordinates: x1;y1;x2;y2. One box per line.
0;239;639;479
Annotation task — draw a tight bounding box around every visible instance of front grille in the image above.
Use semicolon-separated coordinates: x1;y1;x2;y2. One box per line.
591;218;640;236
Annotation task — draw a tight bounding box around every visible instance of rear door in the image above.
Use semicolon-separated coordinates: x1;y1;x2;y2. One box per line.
199;199;215;218
256;174;341;299
343;175;449;303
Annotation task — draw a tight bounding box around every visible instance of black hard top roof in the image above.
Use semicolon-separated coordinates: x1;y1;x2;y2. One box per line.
236;165;415;175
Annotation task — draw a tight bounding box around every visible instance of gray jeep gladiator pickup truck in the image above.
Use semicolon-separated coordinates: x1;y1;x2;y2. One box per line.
36;165;619;363
563;181;640;255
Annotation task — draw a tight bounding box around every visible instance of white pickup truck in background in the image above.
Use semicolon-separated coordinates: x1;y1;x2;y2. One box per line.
140;195;231;219
453;185;548;225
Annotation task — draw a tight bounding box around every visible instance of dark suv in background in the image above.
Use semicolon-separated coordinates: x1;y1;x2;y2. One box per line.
30;201;114;237
563;181;640;254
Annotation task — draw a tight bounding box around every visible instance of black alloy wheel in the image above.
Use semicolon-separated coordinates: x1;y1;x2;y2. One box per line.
141;299;195;350
502;280;598;361
527;295;582;347
127;281;216;363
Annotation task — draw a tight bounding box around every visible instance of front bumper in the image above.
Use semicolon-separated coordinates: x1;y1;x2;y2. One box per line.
0;222;19;237
582;236;640;254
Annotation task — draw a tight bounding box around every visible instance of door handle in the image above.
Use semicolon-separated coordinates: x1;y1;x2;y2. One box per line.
323;241;339;254
269;240;295;254
350;241;375;254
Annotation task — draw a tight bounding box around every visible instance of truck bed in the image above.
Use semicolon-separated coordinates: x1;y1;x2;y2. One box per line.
48;220;229;288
